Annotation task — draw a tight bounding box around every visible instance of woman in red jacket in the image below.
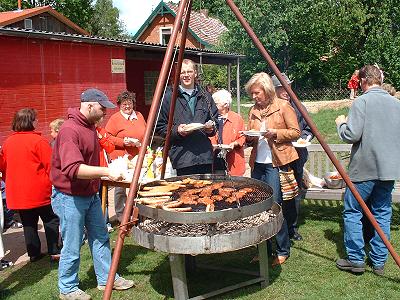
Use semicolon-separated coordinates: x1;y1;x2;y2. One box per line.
0;108;60;262
105;91;146;223
347;69;360;100
209;89;246;176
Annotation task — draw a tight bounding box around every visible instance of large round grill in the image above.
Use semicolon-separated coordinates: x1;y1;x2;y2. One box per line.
132;174;282;298
136;174;274;224
133;204;282;255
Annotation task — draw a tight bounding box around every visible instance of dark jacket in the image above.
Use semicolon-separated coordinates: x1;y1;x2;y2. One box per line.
290;99;313;140
290;99;314;162
50;108;100;196
156;85;218;170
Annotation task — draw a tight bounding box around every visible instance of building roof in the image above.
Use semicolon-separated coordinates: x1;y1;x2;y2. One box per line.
0;5;89;36
133;1;228;48
0;27;244;65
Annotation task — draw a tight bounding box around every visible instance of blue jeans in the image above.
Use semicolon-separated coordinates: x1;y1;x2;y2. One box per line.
252;163;290;257
51;188;119;294
343;180;394;267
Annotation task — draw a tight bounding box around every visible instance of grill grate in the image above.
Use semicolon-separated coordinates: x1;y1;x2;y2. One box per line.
141;174;273;212
138;209;277;237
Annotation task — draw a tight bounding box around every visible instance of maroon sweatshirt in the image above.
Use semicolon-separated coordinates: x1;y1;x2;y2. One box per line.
50;108;100;196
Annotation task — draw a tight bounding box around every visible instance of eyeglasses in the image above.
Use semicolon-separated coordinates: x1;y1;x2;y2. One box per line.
180;70;194;75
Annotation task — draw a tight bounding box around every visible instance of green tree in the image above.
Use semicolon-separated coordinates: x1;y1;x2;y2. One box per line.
0;0;29;10
54;0;94;32
86;0;128;38
192;0;400;89
0;0;128;39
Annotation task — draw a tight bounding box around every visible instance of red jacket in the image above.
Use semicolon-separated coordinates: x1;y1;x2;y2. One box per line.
105;111;147;160
96;127;115;167
0;131;52;209
347;74;360;89
209;111;246;176
51;108;101;196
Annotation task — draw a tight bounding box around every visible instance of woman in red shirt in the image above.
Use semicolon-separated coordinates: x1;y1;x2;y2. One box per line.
0;108;60;262
347;69;360;100
105;91;146;223
209;89;246;176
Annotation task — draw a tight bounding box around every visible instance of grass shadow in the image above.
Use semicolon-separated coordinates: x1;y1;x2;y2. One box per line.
300;199;343;224
148;247;281;299
0;255;57;298
80;243;151;290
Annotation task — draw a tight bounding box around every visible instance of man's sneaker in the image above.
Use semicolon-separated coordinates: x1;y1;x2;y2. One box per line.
336;258;365;274
0;259;13;270
97;277;135;291
3;220;23;231
106;223;114;233
372;265;384;276
290;232;303;241
59;289;91;300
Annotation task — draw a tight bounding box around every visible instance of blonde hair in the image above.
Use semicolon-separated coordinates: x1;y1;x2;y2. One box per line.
49;118;64;132
182;59;197;71
212;89;232;106
245;72;276;100
381;83;396;96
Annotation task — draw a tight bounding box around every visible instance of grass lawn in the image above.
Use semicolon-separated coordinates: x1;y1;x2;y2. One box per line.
233;98;350;145
1;106;399;299
1;201;399;299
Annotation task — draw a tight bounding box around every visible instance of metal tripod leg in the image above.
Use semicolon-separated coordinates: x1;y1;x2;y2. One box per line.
169;254;189;300
258;240;269;288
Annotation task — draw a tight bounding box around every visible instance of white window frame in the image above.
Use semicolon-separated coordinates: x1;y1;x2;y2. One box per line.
159;26;172;45
144;71;160;105
24;19;33;29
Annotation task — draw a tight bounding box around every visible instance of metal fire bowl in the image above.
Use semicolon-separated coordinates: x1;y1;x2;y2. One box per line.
133;203;283;255
136;174;274;224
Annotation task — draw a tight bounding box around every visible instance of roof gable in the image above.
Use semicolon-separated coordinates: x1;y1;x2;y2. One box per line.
166;3;227;46
0;6;89;35
133;1;227;47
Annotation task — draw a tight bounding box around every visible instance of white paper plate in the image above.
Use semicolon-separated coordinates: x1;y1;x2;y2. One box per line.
292;141;311;147
241;130;267;137
212;144;232;150
183;123;205;132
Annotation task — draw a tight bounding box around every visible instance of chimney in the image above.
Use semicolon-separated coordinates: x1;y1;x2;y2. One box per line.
200;9;208;17
18;0;21;10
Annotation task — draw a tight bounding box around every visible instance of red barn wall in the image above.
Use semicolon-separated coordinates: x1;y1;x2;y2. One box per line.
0;36;126;144
126;58;163;118
137;14;204;49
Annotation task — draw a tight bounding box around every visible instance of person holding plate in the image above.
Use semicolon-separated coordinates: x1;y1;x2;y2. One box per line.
209;89;246;176
105;90;146;223
272;73;314;241
50;88;133;299
245;72;300;267
335;65;400;276
156;59;218;176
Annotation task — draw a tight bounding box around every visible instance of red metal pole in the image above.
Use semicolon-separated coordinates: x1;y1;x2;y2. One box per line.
102;1;191;299
225;0;400;267
160;0;193;179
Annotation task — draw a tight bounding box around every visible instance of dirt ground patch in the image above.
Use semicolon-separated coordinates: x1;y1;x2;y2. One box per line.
303;99;353;113
242;99;353;113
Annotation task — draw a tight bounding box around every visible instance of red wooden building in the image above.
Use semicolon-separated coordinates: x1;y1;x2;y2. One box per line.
0;5;89;35
0;27;242;144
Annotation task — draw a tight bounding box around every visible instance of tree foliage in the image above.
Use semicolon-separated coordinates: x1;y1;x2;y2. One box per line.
193;0;400;89
0;0;128;39
86;0;128;38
